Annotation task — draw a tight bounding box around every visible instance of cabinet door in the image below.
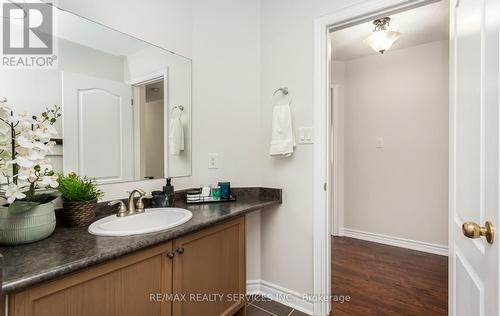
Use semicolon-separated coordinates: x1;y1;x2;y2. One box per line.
172;217;245;316
9;242;173;316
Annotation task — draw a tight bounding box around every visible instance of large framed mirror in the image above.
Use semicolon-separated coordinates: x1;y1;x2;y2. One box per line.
0;4;192;183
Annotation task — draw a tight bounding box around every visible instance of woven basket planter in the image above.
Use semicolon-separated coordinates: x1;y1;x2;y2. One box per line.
62;199;97;227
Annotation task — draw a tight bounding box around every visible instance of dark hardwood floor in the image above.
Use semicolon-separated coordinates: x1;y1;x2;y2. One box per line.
331;237;448;316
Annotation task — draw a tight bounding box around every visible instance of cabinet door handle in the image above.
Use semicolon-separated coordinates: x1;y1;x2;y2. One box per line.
165;251;175;259
176;247;185;255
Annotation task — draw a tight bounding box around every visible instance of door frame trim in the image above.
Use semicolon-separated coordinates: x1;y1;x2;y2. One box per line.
129;68;169;179
312;1;439;314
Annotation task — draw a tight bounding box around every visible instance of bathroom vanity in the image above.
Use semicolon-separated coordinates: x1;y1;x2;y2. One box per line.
0;188;282;316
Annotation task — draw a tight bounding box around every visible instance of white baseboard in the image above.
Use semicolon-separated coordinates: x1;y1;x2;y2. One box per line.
246;280;313;315
339;228;448;256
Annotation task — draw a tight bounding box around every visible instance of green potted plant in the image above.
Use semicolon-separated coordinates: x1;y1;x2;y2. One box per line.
0;97;61;245
57;172;103;227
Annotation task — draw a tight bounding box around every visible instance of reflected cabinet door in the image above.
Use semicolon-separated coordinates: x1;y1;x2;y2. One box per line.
172;217;246;316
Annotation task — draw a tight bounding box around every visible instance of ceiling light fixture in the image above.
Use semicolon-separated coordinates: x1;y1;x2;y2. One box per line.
364;17;401;54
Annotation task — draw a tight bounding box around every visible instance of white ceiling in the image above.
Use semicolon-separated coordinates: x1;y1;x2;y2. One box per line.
331;1;449;61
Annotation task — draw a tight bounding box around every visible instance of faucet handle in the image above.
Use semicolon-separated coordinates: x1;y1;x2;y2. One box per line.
108;200;128;217
136;195;146;213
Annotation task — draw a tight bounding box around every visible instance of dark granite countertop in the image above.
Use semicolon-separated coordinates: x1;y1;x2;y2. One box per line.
0;187;281;294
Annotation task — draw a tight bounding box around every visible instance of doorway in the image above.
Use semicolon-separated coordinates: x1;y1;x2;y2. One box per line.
329;1;449;314
133;78;166;180
314;0;500;315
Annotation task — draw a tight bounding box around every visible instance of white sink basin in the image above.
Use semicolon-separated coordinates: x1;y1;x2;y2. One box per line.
88;208;192;237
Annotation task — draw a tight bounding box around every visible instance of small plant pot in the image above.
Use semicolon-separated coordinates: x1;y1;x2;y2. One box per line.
62;199;97;227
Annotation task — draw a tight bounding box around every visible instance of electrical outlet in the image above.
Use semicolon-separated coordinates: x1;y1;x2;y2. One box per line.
208;153;219;169
376;137;384;148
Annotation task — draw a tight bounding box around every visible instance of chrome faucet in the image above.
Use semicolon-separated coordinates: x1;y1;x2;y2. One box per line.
108;189;147;217
128;189;146;214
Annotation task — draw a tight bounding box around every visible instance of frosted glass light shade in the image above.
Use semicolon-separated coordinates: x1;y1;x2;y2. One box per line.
365;30;401;54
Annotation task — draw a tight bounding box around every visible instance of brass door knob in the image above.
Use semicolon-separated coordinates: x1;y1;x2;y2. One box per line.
462;221;495;244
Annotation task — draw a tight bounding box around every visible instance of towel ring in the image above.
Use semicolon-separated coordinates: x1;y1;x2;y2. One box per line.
170;105;184;119
272;87;291;105
273;87;289;96
171;105;184;112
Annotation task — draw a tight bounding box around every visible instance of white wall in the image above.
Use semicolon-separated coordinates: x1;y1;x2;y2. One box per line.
259;0;366;296
190;0;262;188
340;40;449;245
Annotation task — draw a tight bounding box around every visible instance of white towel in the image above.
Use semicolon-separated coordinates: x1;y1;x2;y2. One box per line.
269;102;295;157
169;115;184;156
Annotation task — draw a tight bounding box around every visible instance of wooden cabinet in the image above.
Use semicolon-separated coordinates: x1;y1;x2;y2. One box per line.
9;242;173;316
172;217;245;316
6;217;245;316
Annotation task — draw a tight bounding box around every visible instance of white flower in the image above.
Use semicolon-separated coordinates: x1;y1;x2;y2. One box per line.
33;141;52;153
40;175;58;188
16;167;36;181
15;146;29;157
11;156;34;168
16;135;35;149
26;149;44;161
34;124;57;142
5;184;26;204
9;112;32;128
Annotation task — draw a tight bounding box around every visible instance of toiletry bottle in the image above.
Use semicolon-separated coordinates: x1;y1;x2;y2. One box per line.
151;191;168;208
163;178;175;207
218;182;231;200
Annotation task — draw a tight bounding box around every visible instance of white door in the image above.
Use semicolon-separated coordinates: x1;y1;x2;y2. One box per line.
450;0;499;315
62;72;134;183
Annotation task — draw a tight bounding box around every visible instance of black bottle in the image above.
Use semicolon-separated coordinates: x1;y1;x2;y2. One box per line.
151;191;167;208
163;178;175;207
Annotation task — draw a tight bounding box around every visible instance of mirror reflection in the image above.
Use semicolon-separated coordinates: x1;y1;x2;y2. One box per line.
0;4;192;183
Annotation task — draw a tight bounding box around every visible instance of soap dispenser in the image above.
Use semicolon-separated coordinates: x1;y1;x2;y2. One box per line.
163;178;175;207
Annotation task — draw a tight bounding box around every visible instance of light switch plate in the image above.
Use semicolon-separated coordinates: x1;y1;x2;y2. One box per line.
299;127;314;144
208;153;219;169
